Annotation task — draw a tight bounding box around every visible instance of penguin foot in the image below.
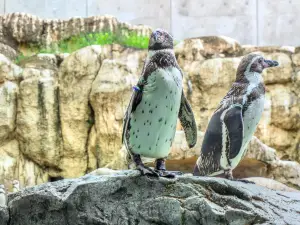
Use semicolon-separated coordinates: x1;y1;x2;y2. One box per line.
155;170;176;178
136;165;159;177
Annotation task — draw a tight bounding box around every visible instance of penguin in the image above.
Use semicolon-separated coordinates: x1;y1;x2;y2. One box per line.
0;184;7;207
122;28;197;178
193;53;279;181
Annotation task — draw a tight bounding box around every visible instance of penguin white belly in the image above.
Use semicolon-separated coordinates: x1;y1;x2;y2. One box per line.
230;96;265;169
129;67;182;158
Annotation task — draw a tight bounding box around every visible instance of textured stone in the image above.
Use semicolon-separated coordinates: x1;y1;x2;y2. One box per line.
0;206;8;225
0;140;49;191
270;86;300;130
0;81;18;142
187;57;240;129
58;46;104;177
292;53;300;66
0;54;22;83
7;171;300;225
244;177;300;192
262;52;293;84
175;36;242;60
0;43;18;60
0;13;152;52
244;136;277;162
268;160;300;190
243;45;295;55
17;67;62;171
90;59;138;169
18;54;58;70
0;140;19;185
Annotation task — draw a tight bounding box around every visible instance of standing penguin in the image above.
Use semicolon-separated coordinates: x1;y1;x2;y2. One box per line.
193;53;278;180
122;29;197;178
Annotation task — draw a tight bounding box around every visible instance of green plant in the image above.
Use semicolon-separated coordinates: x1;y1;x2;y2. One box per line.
14;30;179;65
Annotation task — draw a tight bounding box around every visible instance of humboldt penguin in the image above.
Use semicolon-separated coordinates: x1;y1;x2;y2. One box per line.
122;28;197;178
193;53;278;181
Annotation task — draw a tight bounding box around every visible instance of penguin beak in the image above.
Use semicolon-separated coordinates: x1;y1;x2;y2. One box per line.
263;59;279;68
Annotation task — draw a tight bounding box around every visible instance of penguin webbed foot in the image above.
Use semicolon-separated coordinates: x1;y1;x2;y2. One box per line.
155;170;180;178
133;154;159;177
155;158;181;178
136;164;159;177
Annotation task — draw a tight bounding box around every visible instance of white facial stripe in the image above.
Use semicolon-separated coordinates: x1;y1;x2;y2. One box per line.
246;56;261;73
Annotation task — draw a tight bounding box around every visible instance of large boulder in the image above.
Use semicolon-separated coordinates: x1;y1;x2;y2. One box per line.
58;46;106;177
0;54;22;83
89;59;139;169
0;206;8;225
7;171;300;225
0;81;18;142
185;57;240;130
16;67;62;173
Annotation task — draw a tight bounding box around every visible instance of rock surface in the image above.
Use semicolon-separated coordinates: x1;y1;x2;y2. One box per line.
6;171;300;225
0;206;8;225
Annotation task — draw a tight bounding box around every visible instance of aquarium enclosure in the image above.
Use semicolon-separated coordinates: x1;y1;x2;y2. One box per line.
0;1;299;225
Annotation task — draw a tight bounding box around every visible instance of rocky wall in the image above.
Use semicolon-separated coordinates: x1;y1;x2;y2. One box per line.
0;19;299;191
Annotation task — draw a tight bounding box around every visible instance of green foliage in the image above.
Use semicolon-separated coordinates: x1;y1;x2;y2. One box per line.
15;31;150;64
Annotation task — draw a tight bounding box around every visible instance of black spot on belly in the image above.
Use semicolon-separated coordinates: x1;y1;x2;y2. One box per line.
142;110;144;114
136;135;138;138
148;103;151;106
165;121;167;125
166;96;168;99
158;118;163;122
149;147;151;151
170;91;173;94
155;105;158;108
138;145;141;149
147;132;150;136
171;107;173;111
145;101;147;104
147;120;149;122
165;139;167;142
134;119;136;122
137;129;139;132
150;122;152;125
144;122;146;125
149;110;153;113
133;131;135;135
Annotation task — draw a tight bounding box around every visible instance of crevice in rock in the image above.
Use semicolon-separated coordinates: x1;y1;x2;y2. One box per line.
85;102;95;173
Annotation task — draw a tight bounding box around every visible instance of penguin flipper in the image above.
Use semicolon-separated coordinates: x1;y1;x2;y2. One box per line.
223;105;244;159
178;92;197;148
122;88;143;146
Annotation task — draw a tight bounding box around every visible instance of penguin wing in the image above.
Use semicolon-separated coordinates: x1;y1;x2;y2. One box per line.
223;105;244;159
122;61;152;147
122;84;143;145
178;92;198;148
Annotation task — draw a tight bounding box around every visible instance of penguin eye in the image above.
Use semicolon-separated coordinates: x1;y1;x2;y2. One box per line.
258;58;263;64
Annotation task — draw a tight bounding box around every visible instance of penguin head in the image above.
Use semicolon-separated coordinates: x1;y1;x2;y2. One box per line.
148;28;173;51
236;53;279;82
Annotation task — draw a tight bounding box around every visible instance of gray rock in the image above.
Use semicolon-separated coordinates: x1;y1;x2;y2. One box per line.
0;206;9;225
7;170;300;225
